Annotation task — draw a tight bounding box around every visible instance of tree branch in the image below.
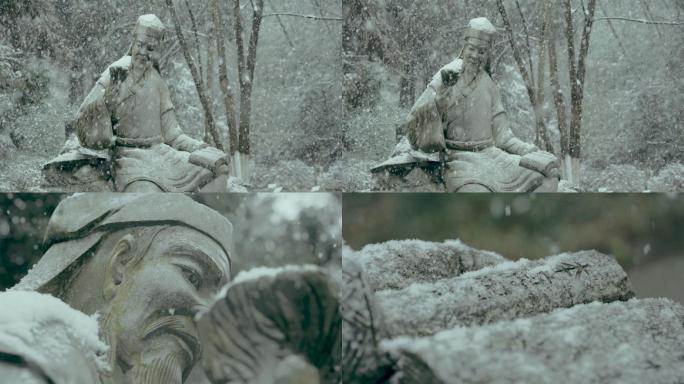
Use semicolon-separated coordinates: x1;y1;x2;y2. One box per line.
594;17;684;25
165;0;223;150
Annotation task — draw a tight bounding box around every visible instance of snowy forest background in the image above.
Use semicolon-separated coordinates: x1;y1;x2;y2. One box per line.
344;0;684;191
0;0;343;191
0;193;342;290
343;193;684;304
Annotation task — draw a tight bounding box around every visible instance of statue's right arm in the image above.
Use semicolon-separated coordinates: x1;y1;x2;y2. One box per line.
406;80;446;153
74;72;115;149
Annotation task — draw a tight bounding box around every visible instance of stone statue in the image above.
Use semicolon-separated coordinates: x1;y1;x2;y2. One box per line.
4;194;342;384
0;290;107;384
199;266;341;384
372;17;560;192
44;14;230;192
12;193;233;383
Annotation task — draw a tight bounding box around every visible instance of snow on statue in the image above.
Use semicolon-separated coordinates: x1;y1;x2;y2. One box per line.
43;15;230;192
372;17;560;192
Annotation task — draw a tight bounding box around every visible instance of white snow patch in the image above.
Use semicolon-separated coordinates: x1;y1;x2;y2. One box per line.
0;291;109;371
468;17;497;33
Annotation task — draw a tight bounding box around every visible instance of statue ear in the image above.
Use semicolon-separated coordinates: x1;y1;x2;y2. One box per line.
103;233;138;300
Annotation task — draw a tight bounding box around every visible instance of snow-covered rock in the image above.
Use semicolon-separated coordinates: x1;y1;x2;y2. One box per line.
346;239;506;291
376;250;634;337
383;298;684;384
0;291;108;383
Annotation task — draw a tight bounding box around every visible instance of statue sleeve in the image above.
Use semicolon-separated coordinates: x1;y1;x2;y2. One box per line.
74;70;114;149
159;82;207;152
490;83;536;155
406;79;446;153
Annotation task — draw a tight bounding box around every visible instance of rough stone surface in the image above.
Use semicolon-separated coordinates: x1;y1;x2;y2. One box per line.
377;250;634;337
647;162;684;192
341;255;394;384
347;240;506;291
371;166;445;192
383;298;684;384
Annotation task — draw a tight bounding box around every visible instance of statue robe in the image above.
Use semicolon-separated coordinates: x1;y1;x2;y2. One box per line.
75;56;215;192
407;59;545;192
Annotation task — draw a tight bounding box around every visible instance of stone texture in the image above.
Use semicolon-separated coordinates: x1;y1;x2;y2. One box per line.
377;250;634;337
383;298;684;384
347;240;506;291
647;162;684;192
341;256;394;384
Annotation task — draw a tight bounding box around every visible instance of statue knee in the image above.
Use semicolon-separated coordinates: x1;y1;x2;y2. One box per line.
123;180;163;192
456;183;491;192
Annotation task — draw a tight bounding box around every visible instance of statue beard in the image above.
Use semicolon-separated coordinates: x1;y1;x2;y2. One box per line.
462;59;481;84
99;310;197;384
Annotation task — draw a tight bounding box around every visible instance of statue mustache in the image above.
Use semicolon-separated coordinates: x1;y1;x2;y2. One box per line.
142;315;201;364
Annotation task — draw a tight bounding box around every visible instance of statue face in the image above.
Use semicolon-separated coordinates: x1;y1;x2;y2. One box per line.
104;226;227;383
131;31;162;71
463;39;489;72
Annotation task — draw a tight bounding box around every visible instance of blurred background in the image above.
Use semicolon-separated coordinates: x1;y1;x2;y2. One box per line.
0;192;341;290
343;193;684;303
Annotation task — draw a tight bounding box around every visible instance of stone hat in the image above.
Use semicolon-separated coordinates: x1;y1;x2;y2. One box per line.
14;193;232;291
133;14;165;41
464;17;497;45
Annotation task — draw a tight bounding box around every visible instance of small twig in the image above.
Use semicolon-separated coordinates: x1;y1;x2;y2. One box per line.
261;12;342;21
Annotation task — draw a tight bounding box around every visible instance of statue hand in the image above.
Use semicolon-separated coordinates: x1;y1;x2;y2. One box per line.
215;163;230;175
441;69;459;87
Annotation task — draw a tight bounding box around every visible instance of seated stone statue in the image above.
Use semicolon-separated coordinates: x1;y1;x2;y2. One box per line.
372;17;559;192
44;14;229;192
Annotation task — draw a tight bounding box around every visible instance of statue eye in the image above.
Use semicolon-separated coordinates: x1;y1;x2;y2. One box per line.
178;265;202;289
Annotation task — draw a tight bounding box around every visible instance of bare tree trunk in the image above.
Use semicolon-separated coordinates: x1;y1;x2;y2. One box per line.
565;0;597;184
534;1;554;152
165;0;223;151
233;0;247;179
562;0;579;183
547;5;569;170
183;0;203;81
205;23;215;144
235;0;264;182
212;0;239;162
515;0;535;89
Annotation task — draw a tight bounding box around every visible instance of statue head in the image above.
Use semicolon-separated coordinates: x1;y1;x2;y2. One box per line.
14;193;232;384
462;17;496;74
128;14;165;73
